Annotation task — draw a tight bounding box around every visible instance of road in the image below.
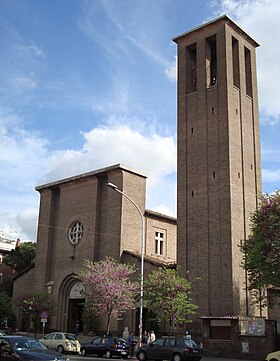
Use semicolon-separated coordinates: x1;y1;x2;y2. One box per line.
67;357;253;361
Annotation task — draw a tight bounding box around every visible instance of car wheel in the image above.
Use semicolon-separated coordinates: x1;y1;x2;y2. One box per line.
81;348;87;357
105;350;111;358
57;345;64;354
173;353;182;361
138;351;146;361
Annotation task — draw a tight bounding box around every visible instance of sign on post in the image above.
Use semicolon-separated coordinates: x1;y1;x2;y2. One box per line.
40;311;48;337
40;311;48;319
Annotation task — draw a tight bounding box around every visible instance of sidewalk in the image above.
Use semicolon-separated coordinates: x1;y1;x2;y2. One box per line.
202;357;260;361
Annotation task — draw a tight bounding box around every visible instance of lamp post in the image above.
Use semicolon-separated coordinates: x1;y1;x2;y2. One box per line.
107;182;145;345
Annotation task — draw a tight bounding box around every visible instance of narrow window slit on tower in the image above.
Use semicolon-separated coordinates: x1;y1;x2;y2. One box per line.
191;190;194;197
236;108;238;114
245;46;253;97
211;107;214;114
206;35;217;87
191;127;194;134
232;36;240;88
238;172;241;179
186;43;197;94
213;172;216;178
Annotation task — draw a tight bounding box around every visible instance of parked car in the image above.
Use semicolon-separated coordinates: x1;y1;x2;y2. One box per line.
39;332;80;354
0;335;70;361
266;350;280;361
135;336;202;361
81;335;129;358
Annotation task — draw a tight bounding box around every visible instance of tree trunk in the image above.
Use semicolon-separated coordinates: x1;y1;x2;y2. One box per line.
106;313;111;335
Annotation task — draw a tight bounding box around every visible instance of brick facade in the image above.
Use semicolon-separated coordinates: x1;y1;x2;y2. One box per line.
13;164;177;335
174;15;262;320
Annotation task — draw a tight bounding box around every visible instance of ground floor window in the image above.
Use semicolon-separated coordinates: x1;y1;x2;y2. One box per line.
210;319;231;340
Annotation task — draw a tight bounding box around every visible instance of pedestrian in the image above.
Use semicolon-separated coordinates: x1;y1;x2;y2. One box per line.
123;326;129;341
148;330;155;343
128;331;135;357
142;330;148;345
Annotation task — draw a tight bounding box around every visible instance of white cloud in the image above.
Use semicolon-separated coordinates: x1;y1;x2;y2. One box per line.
15;41;45;57
0;120;177;241
13;73;37;90
165;56;177;83
16;207;39;241
0;108;48;241
42;125;177;214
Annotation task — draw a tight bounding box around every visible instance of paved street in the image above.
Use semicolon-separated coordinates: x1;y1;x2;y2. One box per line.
67;356;260;361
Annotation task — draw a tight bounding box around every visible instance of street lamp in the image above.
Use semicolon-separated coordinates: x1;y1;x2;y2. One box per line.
107;182;145;345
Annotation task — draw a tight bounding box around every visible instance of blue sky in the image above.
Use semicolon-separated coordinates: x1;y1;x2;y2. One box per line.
1;0;279;242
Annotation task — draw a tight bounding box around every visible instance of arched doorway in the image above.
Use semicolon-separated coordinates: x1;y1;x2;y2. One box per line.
68;283;85;334
57;275;85;333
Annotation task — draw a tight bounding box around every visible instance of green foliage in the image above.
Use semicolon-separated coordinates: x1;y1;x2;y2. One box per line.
240;190;280;313
78;257;139;335
17;291;55;337
144;310;160;333
144;268;197;335
82;298;96;334
0;292;16;327
4;242;36;273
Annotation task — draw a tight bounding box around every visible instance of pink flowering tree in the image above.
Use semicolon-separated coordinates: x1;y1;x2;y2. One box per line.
78;257;139;335
17;292;55;337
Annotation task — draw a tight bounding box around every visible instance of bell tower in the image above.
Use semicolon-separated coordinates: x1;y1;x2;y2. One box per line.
174;15;262;318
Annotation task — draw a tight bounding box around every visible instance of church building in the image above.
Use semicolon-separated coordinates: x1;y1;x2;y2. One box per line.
13;164;176;334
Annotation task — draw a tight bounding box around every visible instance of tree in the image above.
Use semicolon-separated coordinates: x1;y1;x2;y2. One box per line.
0;292;16;328
144;267;197;335
4;242;36;273
240;190;280;314
78;257;139;335
17;291;55;337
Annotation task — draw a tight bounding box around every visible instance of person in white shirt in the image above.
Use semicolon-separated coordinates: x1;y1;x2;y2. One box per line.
148;330;156;343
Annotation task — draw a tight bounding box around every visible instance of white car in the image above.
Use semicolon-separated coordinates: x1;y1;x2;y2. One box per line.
39;332;81;354
266;350;280;361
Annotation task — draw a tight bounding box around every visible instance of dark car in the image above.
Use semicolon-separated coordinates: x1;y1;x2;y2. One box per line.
135;336;202;361
81;335;129;358
0;335;70;361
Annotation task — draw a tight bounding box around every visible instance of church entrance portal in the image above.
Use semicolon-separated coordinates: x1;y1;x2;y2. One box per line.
67;282;85;334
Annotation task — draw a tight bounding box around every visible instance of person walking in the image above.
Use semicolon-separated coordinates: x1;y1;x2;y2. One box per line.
142;330;148;345
148;330;156;343
128;331;136;357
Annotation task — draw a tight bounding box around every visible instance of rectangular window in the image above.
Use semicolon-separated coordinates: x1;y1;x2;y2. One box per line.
210;320;231;340
155;231;164;255
206;35;217;87
186;43;197;94
232;36;240;88
0;273;3;284
244;46;252;97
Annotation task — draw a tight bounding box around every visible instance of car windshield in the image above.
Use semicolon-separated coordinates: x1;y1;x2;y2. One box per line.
11;338;48;351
